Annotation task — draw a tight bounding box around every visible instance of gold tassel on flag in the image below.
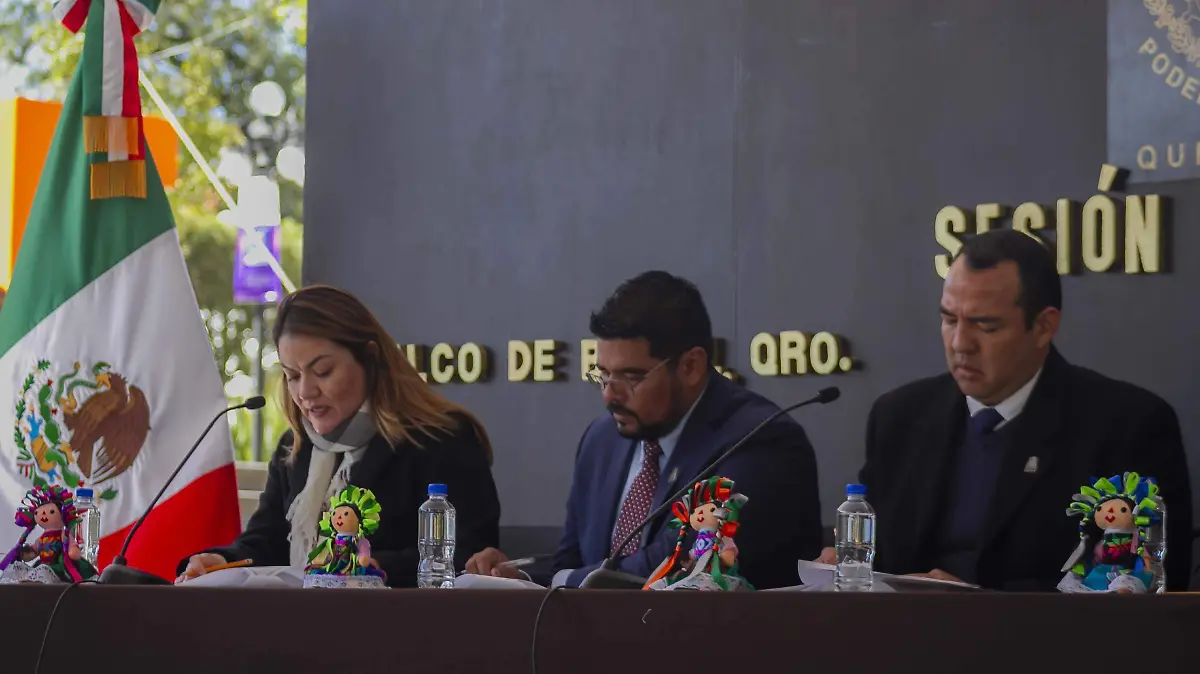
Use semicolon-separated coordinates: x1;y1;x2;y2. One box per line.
56;0;162;200
90;160;147;199
82;115;141;155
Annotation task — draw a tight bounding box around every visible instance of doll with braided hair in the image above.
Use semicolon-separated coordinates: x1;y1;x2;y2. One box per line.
644;476;753;591
0;485;97;583
1057;472;1159;594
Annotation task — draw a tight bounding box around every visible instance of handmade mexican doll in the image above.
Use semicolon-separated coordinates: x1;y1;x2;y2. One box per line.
1059;472;1158;593
0;485;97;583
304;486;386;581
644;476;752;591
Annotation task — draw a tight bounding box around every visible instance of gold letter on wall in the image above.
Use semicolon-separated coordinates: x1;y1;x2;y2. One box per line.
508;341;532;381
749;332;778;376
580;339;598;381
533;339;560;382
457;343;487;383
974;203;1005;234
1081;194;1117;272
809;332;840;375
1012;202;1047;236
430;343;455;384
934;206;969;279
1124;195;1161;274
779;331;808;375
403;344;428;382
1055;199;1074;275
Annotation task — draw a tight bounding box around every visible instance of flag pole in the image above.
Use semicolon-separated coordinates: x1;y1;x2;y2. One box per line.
137;67;297;294
143;17;256;62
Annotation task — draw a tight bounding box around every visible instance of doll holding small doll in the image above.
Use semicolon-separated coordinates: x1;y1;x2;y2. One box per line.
644;476;752;592
0;485;96;584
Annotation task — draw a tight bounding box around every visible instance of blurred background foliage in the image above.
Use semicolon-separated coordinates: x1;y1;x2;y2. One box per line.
0;0;308;460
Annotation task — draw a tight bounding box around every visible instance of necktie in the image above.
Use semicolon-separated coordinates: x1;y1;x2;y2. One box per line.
610;440;663;557
935;406;1007;582
971;407;1004;436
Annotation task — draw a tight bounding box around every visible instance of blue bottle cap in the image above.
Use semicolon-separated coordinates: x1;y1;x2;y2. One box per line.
846;484;867;496
428;483;447;496
76;488;94;499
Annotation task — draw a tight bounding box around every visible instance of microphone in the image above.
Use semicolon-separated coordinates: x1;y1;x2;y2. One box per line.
98;396;266;585
579;386;840;589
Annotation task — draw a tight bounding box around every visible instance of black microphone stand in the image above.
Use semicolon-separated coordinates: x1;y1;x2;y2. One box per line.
98;397;265;585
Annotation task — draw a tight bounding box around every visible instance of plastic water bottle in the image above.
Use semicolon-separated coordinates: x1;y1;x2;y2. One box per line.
834;483;875;592
417;483;456;588
1144;495;1167;593
74;488;101;566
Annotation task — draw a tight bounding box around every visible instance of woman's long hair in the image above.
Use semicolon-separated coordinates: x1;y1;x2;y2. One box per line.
272;285;493;463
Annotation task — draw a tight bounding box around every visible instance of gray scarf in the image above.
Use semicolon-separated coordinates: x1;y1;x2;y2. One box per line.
285;403;378;567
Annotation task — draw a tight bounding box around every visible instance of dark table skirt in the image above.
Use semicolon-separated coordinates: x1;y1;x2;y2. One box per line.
3;585;1197;673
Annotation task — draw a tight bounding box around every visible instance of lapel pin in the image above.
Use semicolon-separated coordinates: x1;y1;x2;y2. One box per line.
667;467;679;485
1023;456;1039;474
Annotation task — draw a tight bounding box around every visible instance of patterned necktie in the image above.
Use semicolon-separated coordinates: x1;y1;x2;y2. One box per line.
610;440;663;557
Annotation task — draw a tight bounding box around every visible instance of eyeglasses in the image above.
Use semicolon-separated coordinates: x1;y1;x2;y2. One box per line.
585;358;673;397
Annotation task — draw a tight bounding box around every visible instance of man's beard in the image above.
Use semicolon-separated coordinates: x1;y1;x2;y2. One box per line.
608;379;688;441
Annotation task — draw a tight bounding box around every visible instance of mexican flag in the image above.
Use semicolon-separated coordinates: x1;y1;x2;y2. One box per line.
0;0;240;580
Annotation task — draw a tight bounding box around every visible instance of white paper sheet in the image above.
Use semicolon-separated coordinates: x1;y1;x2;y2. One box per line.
452;573;546;590
175;565;305;589
796;559;837;586
795;559;980;591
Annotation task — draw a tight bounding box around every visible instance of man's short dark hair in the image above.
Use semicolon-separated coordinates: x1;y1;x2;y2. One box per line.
589;271;713;366
954;229;1062;329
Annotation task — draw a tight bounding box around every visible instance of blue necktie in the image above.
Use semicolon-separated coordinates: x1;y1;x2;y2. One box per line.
937;407;1007;581
971;407;1004;436
958;407;1006;514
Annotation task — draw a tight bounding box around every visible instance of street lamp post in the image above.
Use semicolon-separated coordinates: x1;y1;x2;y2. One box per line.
231;80;291;462
251;302;264;459
233;177;280;461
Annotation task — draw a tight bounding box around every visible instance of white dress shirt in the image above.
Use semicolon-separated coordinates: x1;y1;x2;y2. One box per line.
965;367;1043;429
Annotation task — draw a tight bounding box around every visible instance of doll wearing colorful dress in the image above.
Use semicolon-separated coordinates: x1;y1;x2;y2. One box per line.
645;476;752;591
1059;472;1158;594
304;486;386;580
0;485;97;583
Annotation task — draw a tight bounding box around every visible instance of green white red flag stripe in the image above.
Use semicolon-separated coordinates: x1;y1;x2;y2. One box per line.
0;0;240;580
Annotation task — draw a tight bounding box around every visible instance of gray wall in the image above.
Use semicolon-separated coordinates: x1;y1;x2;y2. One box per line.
305;0;1200;532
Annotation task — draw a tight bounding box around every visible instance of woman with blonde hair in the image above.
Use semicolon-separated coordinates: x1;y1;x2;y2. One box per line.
177;285;500;587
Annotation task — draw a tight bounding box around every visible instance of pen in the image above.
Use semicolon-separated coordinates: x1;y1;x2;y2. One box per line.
185;558;254;579
458;554;551;575
496;556;541;569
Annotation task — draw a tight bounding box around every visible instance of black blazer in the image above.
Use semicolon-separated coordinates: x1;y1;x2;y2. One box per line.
861;347;1192;591
178;415;501;587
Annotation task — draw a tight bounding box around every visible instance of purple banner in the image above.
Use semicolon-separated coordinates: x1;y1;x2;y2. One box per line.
233;225;282;305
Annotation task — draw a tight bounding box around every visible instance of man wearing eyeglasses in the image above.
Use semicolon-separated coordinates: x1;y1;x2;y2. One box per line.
466;271;823;589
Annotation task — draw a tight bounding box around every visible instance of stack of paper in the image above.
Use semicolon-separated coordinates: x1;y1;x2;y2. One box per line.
795;560;982;592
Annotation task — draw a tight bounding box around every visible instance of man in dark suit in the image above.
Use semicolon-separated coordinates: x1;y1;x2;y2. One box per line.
820;230;1191;591
467;271;823;589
